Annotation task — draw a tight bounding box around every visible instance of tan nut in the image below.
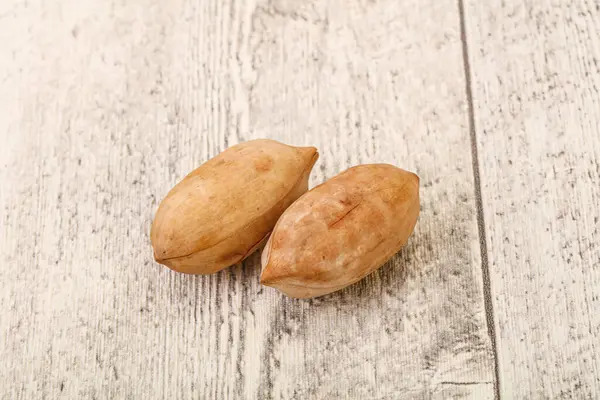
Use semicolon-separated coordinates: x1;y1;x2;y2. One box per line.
260;164;419;298
151;139;319;274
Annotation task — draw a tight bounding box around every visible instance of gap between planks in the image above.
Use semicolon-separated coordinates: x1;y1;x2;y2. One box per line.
457;0;502;399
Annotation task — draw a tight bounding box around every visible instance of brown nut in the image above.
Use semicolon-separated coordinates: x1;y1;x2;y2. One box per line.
151;139;319;274
260;164;419;298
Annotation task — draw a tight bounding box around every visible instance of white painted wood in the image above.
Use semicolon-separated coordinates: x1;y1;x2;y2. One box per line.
465;1;600;398
0;0;495;398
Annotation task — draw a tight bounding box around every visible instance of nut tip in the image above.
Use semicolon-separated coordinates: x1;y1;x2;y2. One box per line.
259;264;280;286
409;171;420;186
298;146;319;160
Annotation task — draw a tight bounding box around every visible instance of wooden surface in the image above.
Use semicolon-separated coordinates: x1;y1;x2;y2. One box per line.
465;1;600;398
0;0;597;399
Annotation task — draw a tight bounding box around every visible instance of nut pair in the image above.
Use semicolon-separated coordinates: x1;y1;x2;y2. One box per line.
151;139;419;298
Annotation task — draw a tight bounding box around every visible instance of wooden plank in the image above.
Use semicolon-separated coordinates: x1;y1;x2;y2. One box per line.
464;1;600;397
0;0;496;398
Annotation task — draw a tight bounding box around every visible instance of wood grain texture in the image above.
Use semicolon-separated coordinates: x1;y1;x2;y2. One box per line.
465;1;600;398
0;0;495;398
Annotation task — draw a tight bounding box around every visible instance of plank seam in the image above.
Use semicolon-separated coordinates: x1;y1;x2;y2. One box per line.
457;1;502;399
